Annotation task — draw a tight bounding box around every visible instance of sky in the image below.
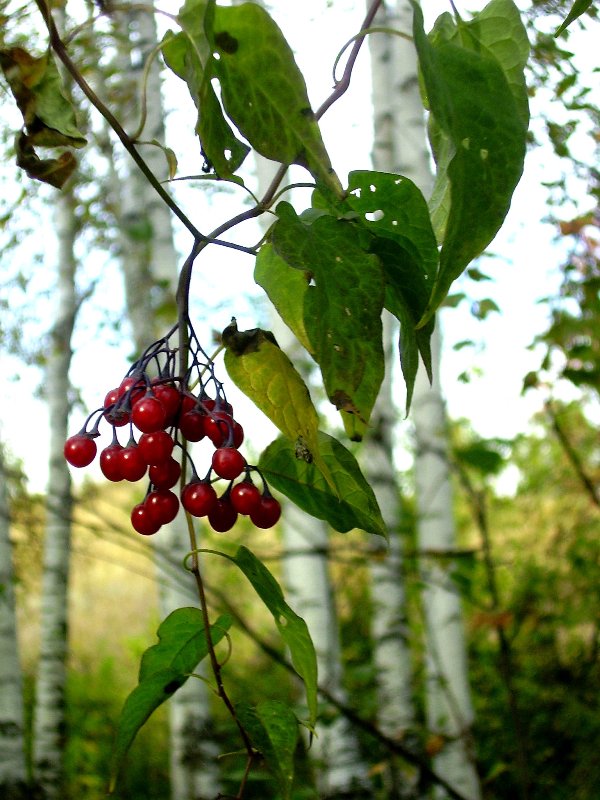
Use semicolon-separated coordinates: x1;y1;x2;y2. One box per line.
0;0;597;492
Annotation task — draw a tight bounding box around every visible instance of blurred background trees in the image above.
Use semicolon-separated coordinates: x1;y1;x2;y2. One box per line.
1;0;599;798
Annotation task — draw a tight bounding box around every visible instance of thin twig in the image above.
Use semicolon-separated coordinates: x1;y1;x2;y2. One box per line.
315;0;385;119
545;399;600;509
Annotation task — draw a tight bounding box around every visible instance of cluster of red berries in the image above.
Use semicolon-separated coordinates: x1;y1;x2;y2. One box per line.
63;323;281;536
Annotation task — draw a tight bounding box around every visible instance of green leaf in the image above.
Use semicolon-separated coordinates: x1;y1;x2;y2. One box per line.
346;170;439;281
271;203;385;439
233;546;318;727
212;3;341;194
375;237;435;410
555;0;594;36
411;0;528;323
259;432;387;538
0;47;86;147
161;0;249;179
139;609;232;681
254;243;313;354
345;170;438;407
109;613;231;792
109;669;185;792
236;701;299;799
222;322;331;484
440;0;530;127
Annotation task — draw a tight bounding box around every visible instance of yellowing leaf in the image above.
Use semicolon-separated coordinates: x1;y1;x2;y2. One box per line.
223;322;332;486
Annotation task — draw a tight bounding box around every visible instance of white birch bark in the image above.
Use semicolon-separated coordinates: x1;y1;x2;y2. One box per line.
413;334;481;800
32;184;77;800
0;442;28;795
114;11;220;798
365;0;422;751
254;154;370;797
368;3;481;797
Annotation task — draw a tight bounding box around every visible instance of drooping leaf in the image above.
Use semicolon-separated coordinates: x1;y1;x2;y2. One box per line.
0;47;86;147
109;613;231;792
232;546;318;727
259;432;387;538
109;669;185;793
161;0;248;179
555;0;594;36
254;243;313;354
374;237;435;410
345;170;438;406
271;202;385;439
236;701;299;799
139;608;232;681
0;46;86;187
222;320;331;484
14;132;77;189
411;0;528;323
212;3;341;195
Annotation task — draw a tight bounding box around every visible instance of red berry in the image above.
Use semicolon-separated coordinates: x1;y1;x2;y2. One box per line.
200;396;216;413
230;482;261;515
179;410;206;442
119;445;148;482
152;382;181;423
149;457;181;489
208;498;238;533
103;387;120;408
131;502;161;535
203;413;231;447
104;405;130;427
203;411;243;448
119;375;145;399
250;496;282;529
64;434;97;468
146;489;179;525
215;400;234;416
212;447;246;480
181;481;217;517
100;443;124;481
138;430;174;465
132;394;167;433
177;394;197;420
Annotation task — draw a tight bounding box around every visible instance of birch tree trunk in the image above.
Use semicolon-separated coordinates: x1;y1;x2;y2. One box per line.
413;334;481;800
254;154;370;797
32;183;77;800
368;3;481;798
113;10;220;798
0;443;29;799
364;0;423;765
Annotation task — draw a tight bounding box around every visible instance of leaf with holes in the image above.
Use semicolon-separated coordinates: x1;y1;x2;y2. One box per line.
259;432;386;538
411;0;528;323
271;202;385;439
233;546;318;727
161;0;248;179
345;170;438;407
212;3;341;194
237;701;299;799
223;324;332;486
